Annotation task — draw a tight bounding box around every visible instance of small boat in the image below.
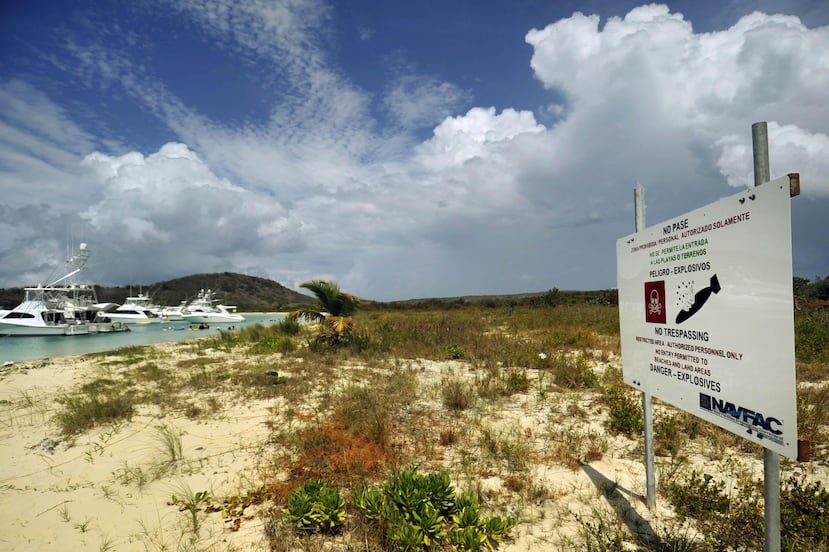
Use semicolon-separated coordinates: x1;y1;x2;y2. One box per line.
181;289;245;324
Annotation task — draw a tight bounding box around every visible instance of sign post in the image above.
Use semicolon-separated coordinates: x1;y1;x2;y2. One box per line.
618;123;798;549
753;121;780;552
635;185;657;510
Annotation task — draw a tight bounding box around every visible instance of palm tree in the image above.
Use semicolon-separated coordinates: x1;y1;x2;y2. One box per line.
292;280;360;345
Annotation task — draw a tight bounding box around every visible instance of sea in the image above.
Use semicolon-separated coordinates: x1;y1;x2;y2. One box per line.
0;313;286;365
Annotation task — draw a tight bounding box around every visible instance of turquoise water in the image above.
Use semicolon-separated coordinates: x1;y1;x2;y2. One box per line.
0;313;286;364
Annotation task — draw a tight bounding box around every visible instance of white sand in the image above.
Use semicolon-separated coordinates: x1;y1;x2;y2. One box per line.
0;351;272;551
0;347;824;551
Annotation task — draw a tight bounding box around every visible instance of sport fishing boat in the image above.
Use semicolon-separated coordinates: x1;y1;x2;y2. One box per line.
181;288;245;324
106;292;164;324
0;244;129;336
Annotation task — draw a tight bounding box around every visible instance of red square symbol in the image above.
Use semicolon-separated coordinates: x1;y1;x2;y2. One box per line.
644;280;667;324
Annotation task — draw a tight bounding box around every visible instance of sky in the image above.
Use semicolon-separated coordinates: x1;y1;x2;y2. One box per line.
1;0;827;301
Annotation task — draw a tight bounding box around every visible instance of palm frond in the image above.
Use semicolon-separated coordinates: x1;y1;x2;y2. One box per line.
299;280;360;317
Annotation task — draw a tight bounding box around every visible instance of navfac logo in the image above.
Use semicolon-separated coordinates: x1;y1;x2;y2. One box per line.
700;393;784;445
644;280;666;324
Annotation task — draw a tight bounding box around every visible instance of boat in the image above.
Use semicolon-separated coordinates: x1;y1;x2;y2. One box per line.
106;292;164;325
0;244;130;336
0;285;92;336
181;289;245;324
159;302;186;322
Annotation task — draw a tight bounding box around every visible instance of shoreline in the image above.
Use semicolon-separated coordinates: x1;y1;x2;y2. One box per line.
0;312;289;365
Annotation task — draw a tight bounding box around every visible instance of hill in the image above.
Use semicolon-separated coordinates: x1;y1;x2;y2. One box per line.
0;272;315;312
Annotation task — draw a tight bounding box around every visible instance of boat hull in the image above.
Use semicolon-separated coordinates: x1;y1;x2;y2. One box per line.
106;314;161;324
0;323;90;336
182;314;245;324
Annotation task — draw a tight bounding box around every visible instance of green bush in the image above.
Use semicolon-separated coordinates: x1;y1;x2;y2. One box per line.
353;467;515;551
249;335;295;355
601;385;643;436
781;475;829;550
666;470;729;522
795;309;829;363
286;480;346;533
665;470;829;551
276;315;302;335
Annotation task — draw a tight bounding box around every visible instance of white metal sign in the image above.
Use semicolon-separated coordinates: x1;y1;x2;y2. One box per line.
617;176;798;458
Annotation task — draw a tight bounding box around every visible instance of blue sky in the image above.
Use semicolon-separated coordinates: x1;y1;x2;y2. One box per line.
1;0;827;301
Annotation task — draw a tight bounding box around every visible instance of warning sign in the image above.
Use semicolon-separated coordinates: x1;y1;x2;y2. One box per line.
617;176;798;458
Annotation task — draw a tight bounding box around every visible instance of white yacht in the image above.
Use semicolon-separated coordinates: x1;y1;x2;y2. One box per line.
106;292;164;325
0;244;128;336
182;289;245;324
159;302;186;322
0;285;92;336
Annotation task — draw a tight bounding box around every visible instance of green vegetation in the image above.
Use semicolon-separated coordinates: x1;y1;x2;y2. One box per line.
41;289;828;551
664;470;829;551
292;279;361;346
351;467;515;551
286;480;346;533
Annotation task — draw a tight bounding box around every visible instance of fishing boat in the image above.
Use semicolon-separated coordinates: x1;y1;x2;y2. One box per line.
0;244;129;336
181;289;245;324
106;292;164;324
159;302;186;322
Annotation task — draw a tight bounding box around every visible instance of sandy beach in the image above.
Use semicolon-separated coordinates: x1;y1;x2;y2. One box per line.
0;343;275;551
0;339;824;551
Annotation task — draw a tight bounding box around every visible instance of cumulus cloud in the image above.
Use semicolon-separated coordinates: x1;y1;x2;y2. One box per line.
525;5;829;199
1;3;827;298
416;107;546;169
75;143;297;283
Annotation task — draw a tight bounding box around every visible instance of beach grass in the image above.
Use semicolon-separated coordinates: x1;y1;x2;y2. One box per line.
33;301;829;551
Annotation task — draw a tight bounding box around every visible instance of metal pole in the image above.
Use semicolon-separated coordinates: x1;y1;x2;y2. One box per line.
634;184;657;510
753;121;781;552
752;123;771;187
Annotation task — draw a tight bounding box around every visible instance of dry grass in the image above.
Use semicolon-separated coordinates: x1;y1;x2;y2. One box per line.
37;302;829;551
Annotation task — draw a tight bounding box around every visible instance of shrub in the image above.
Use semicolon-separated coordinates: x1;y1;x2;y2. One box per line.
353;467;515;551
442;378;476;411
290;424;387;486
249;335;295;355
794;309;829;363
781;475;829;550
601;385;643;436
663;469;829;550
550;354;598;389
666;470;729;522
286;480;346;533
276;315;301;335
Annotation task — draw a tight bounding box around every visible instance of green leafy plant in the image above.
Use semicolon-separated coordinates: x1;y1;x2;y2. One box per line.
781;474;829;549
446;344;466;359
170;484;211;538
286;480;346;533
275;315;301;335
353;467;515;551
